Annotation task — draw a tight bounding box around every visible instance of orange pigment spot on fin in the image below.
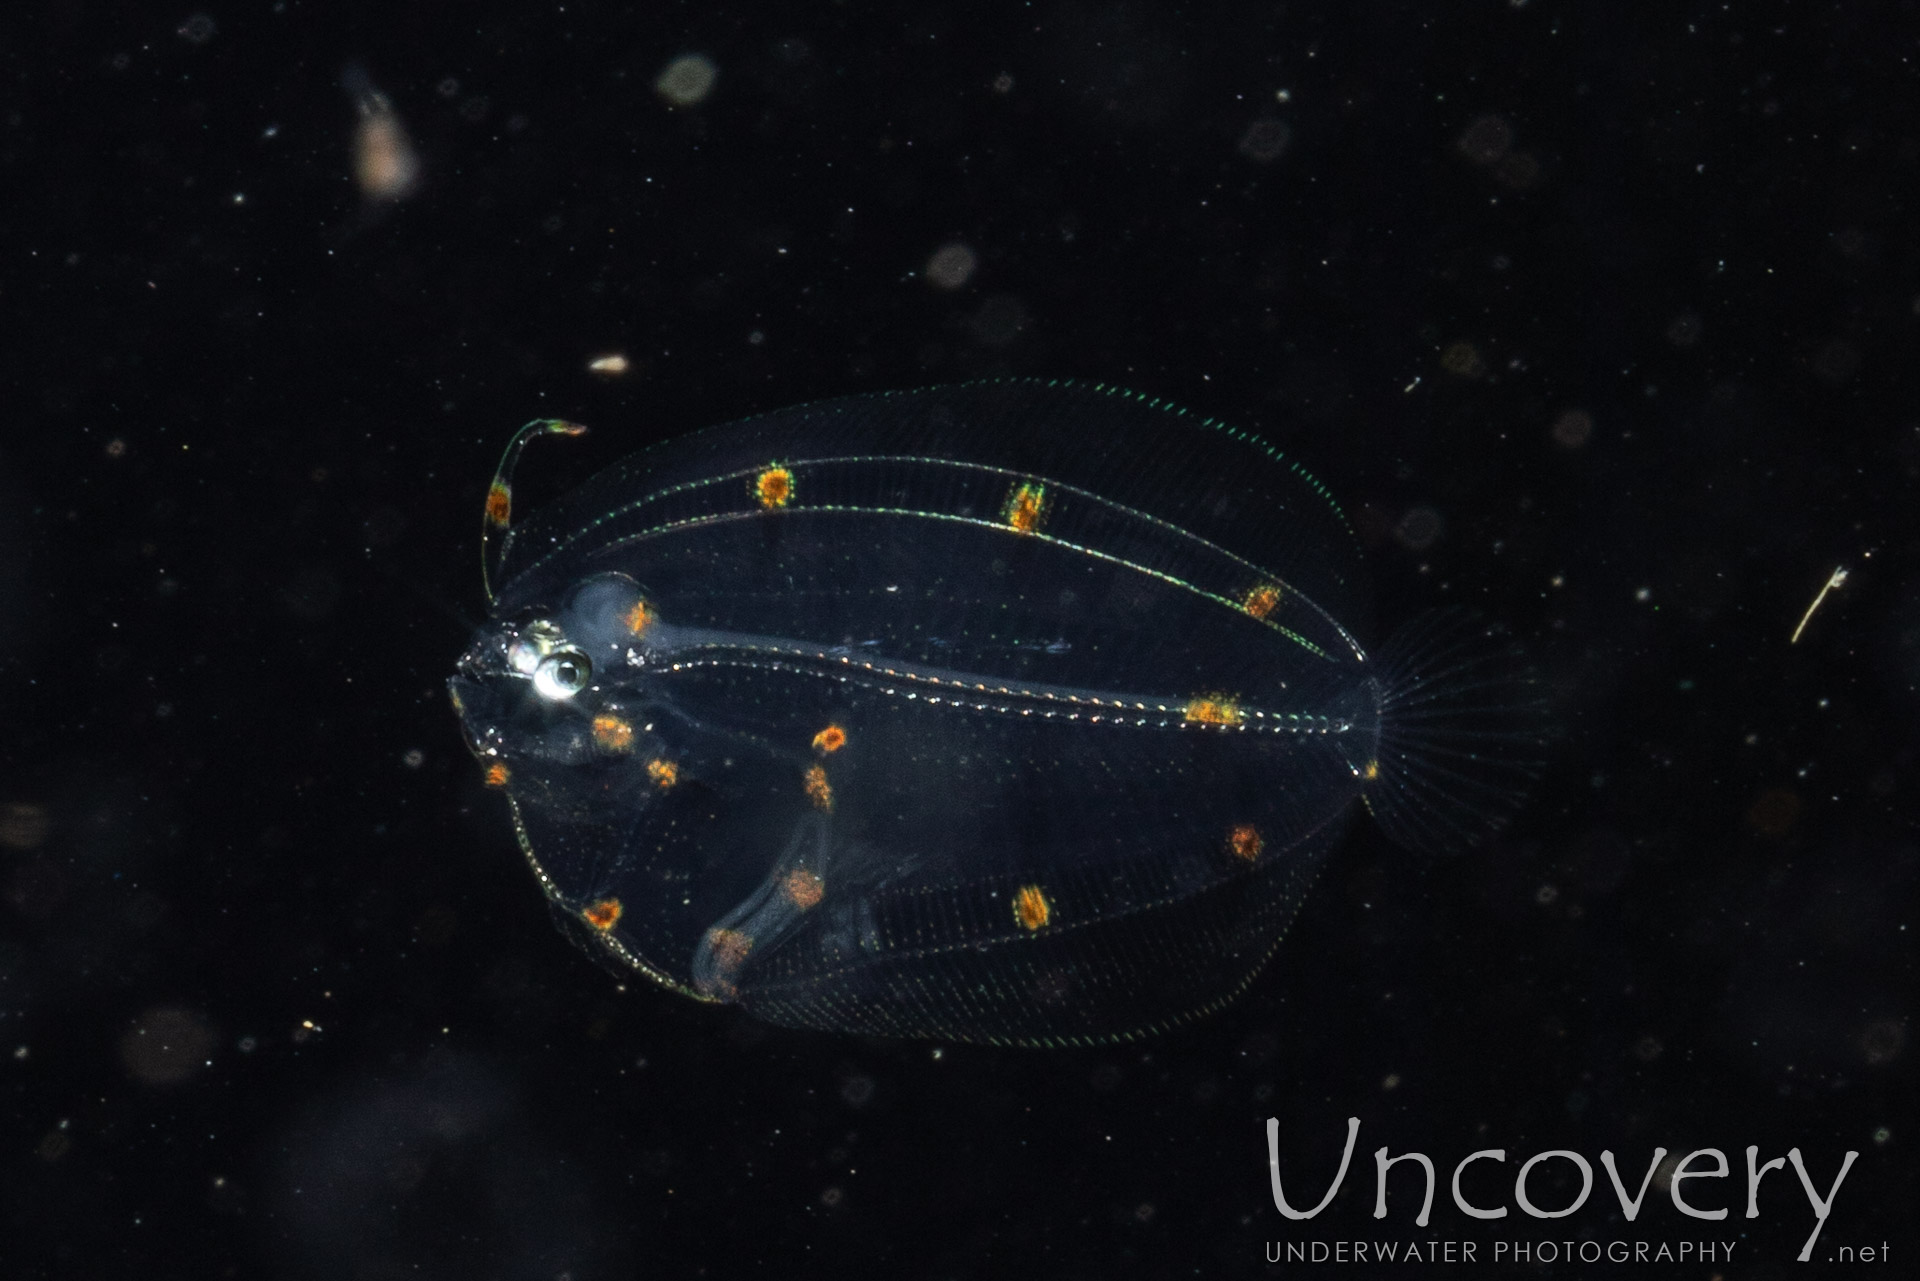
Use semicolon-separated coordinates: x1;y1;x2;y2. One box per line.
1003;482;1048;534
483;761;510;788
811;724;847;754
1228;824;1264;862
646;758;679;788
582;898;623;931
623;599;652;636
1243;583;1282;619
803;764;833;811
485;481;511;527
1183;696;1244;726
755;466;794;510
1012;884;1052;931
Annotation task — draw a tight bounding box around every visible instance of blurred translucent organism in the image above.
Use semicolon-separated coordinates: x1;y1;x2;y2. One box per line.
344;63;421;202
655;54;718;108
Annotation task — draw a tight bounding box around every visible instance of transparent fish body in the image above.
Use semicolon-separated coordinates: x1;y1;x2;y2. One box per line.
450;382;1539;1045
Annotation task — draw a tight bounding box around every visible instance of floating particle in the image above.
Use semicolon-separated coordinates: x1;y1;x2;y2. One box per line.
1237;118;1291;163
925;242;978;290
1393;506;1444;553
1457;114;1514;166
1550;409;1594;449
1860;1018;1904;1066
992;72;1015;94
344;64;421;201
838;1072;876;1107
1440;341;1485;378
402;748;425;769
0;802;50;850
1790;565;1848;644
588;353;631;377
1665;311;1703;347
656;54;718;108
177;13;217;45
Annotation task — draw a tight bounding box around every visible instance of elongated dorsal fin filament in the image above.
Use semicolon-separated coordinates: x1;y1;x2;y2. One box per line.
482;418;588;604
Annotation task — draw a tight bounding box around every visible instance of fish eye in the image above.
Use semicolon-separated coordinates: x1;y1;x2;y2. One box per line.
532;650;592;700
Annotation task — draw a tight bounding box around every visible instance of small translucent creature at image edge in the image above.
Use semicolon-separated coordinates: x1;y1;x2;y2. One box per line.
449;380;1543;1046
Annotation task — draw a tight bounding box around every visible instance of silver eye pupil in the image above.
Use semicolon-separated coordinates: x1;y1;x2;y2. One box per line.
533;650;592;700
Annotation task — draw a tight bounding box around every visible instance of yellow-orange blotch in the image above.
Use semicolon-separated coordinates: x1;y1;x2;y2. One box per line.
1362;759;1380;781
1013;884;1052;931
646;758;679;788
485;481;512;527
483;761;510;788
803;764;834;811
623;599;653;636
811;724;847;754
592;715;635;752
783;866;826;910
1228;824;1264;862
1243;582;1282;619
755;466;795;510
1183;696;1245;726
1003;482;1048;534
582;898;623;931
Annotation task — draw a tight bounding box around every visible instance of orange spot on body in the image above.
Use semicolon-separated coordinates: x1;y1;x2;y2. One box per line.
483;761;510;788
1013;884;1052;931
783;867;825;910
803;764;834;811
1362;759;1380;781
582;898;623;930
699;927;754;998
592;715;635;752
485;481;511;527
1228;824;1264;862
623;599;652;636
1003;482;1048;534
1183;697;1244;726
646;758;679;788
811;724;847;754
1243;583;1282;618
755;466;794;510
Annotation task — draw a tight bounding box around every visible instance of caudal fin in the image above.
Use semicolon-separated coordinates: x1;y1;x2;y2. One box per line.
1365;609;1547;855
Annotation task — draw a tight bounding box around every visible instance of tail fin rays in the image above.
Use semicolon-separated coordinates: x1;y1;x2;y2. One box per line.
1366;609;1547;856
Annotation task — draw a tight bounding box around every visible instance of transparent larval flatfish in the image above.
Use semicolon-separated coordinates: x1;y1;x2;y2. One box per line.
448;381;1543;1046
